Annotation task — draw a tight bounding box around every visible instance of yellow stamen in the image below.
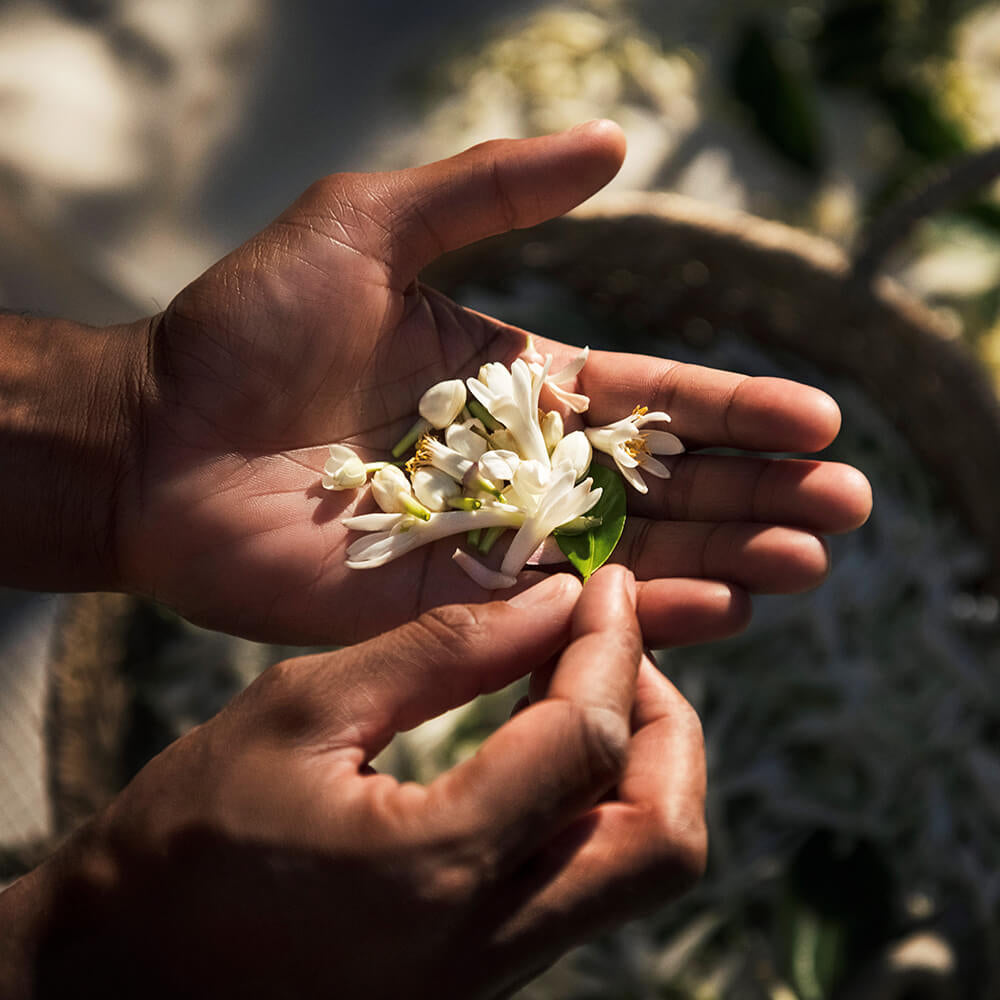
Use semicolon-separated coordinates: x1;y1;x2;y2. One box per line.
630;404;649;418
624;437;649;460
405;434;436;476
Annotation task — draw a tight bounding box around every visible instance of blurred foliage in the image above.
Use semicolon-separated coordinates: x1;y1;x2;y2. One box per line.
730;20;825;174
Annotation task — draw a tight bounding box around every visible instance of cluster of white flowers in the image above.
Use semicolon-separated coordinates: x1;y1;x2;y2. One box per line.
323;342;684;589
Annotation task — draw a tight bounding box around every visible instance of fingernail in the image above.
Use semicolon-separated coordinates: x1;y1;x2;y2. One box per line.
509;573;578;608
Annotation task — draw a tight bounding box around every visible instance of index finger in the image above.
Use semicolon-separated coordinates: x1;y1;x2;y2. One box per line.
575;349;842;453
427;564;642;870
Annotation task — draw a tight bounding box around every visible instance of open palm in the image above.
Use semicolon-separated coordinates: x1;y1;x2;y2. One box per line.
118;122;871;645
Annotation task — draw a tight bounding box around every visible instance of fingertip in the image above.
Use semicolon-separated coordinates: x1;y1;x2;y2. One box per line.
735;378;843;453
784;530;831;593
567;118;627;169
636;579;753;648
507;571;582;609
836;464;874;531
809;388;843;451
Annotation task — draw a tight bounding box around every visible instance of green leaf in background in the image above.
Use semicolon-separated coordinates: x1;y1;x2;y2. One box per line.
556;462;627;581
729;20;825;174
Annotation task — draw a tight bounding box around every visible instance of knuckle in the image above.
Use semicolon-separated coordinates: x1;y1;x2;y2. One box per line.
301;170;354;208
411;603;489;659
234;657;317;736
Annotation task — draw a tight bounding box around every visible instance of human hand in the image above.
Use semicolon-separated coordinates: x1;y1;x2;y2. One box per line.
0;568;707;999
116;121;871;643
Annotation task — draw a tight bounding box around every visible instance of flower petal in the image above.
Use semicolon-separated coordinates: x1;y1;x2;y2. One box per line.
545;382;591;413
643;430;685;455
445;420;488;461
549;346;589;382
640;455;671;479
636;410;672;425
618;461;648;494
452;548;518;589
341;513;406;531
527;536;571;565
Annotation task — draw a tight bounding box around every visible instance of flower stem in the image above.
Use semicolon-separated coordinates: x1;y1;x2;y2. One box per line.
479;526;506;555
391;418;431;458
467;399;503;432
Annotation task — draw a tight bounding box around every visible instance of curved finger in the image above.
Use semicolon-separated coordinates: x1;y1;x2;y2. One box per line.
267;573;581;757
573;349;841;452
488;658;706;970
626;455;873;533
615;518;830;593
426;565;641;869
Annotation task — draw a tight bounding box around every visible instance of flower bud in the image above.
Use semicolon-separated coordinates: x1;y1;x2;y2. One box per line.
412;467;460;512
371;466;430;519
419;379;466;429
541;410;564;452
550;430;592;481
322;444;367;490
490;428;518;452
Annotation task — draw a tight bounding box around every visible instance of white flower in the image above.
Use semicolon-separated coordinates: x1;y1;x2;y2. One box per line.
445;418;488;461
585;406;684;494
550;430;592;481
540;409;564;451
370;466;431;519
477;449;520;485
409;435;473;482
419;379;467;428
322;444;367;491
467;358;550;465
411;467;462;512
451;548;518;590
345;506;523;569
499;465;602;580
409;435;506;497
523;338;591;413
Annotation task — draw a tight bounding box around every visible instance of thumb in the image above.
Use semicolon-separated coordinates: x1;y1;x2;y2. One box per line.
302;121;626;285
308;572;583;758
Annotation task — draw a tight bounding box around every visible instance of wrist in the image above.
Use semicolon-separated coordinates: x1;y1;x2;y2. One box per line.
0;313;151;591
0;817;123;999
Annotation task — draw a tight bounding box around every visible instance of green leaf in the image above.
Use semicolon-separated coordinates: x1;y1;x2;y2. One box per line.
556;462;627;581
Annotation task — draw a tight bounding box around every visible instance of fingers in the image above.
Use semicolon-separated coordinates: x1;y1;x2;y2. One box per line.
427;565;641;868
280;573;582;756
573;349;842;452
627;455;873;533
636;578;751;648
376;121;626;282
490;658;707;968
615;518;830;593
